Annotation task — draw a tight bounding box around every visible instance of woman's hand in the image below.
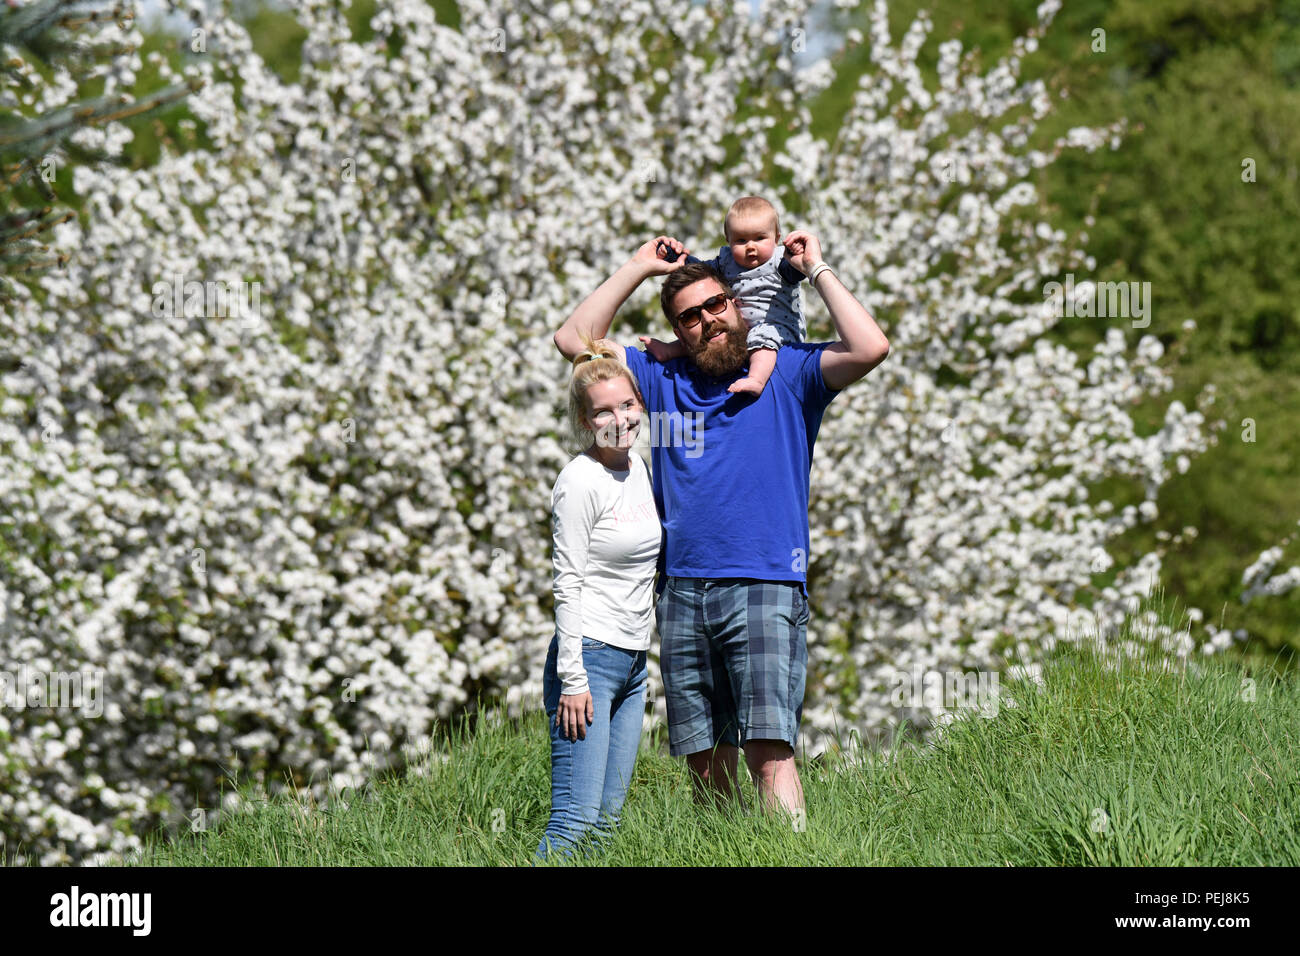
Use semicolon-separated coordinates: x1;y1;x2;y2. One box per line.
631;236;690;276
556;691;594;741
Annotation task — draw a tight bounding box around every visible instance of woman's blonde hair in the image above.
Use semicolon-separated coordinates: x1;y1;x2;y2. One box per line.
566;332;646;452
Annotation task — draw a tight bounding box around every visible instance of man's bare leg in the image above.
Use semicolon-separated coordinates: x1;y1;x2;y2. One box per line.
685;744;740;807
743;739;804;816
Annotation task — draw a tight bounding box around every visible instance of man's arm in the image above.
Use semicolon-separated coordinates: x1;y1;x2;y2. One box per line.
782;230;890;392
553;236;690;364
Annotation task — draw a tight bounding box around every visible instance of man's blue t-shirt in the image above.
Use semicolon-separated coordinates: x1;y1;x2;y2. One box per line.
621;342;841;599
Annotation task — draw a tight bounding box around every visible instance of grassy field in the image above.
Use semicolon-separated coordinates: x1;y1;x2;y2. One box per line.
126;633;1300;867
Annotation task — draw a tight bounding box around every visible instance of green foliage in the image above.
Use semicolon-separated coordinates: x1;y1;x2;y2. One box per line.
233;0;308;81
115;29;212;170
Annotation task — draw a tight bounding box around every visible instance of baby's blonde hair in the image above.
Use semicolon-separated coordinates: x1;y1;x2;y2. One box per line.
724;195;780;241
566;333;646;452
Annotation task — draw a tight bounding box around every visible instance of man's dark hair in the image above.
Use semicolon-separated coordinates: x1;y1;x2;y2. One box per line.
660;262;734;325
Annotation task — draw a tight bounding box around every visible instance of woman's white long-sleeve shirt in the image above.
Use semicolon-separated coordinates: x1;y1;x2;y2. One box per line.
551;450;661;695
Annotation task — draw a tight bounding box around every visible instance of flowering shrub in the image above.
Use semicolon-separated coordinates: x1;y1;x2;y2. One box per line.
1241;520;1300;604
0;0;1224;863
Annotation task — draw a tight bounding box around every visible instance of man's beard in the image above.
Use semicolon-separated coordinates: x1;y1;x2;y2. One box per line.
689;314;749;378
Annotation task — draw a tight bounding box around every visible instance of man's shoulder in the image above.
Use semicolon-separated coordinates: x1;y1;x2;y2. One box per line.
626;346;694;377
621;343;653;379
775;340;832;362
772;341;837;399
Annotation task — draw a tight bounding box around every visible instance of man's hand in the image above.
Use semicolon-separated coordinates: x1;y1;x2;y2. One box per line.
782;229;824;276
554;236;686;363
634;235;690;276
556;690;594;741
637;334;686;362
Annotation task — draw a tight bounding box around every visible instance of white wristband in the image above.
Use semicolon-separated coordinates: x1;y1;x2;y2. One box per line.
808;262;834;286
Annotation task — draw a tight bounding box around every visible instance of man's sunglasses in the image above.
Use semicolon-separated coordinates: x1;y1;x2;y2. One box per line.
674;292;733;330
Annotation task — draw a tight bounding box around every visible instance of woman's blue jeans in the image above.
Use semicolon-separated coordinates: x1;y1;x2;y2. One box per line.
536;632;648;861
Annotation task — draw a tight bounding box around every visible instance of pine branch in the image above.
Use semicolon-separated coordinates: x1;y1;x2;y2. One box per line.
0;2;200;298
0;0;75;48
0;206;73;245
0;78;199;162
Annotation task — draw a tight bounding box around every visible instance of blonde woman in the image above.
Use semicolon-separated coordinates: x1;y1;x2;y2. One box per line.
536;334;661;861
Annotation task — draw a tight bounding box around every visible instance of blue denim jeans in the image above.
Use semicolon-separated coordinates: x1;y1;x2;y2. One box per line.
536;632;648;862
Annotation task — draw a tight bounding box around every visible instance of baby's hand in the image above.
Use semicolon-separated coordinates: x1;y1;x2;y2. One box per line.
634;236;690;275
656;239;681;263
637;335;686;362
782;229;823;275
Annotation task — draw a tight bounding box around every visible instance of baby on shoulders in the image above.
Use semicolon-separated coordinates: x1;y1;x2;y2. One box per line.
641;195;807;396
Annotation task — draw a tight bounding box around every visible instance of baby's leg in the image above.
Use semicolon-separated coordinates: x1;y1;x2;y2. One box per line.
727;347;778;396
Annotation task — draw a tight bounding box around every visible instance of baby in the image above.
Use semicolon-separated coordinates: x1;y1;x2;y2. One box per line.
641;195;807;396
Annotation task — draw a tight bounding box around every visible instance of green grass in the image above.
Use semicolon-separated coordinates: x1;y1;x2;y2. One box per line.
123;633;1300;867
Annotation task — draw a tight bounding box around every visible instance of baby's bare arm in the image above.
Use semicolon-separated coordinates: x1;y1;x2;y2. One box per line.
726;346;778;396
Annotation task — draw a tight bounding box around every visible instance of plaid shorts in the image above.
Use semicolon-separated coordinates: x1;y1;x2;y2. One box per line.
655;576;810;757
